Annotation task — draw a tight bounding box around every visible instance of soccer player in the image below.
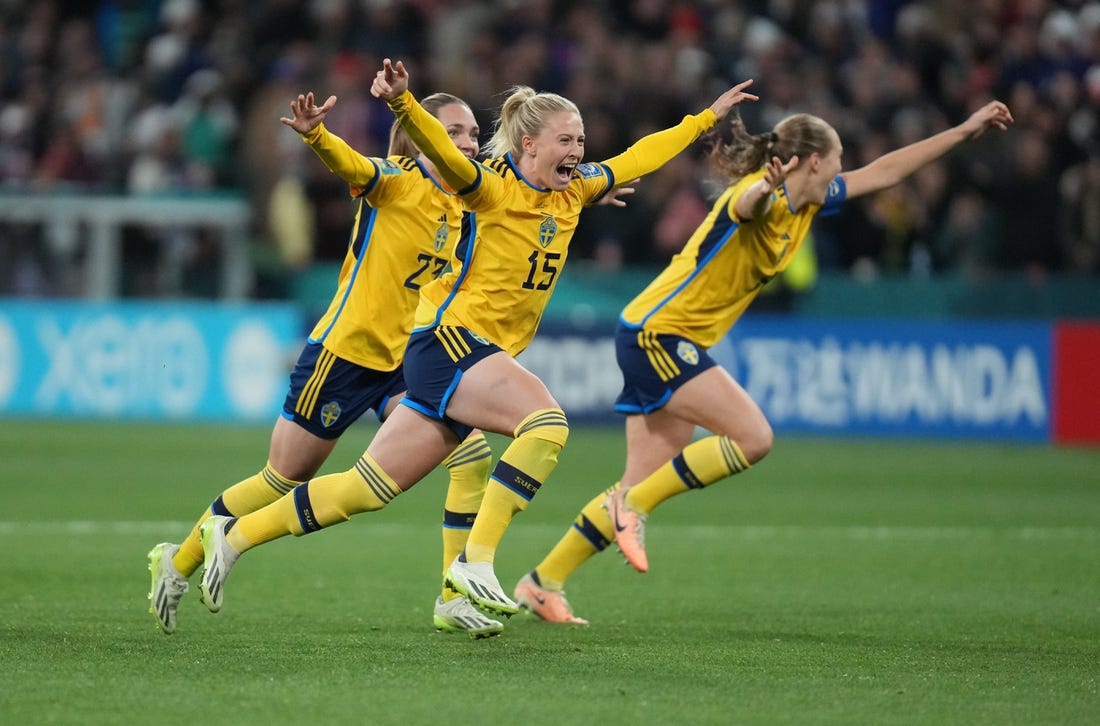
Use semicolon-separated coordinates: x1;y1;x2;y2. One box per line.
147;90;508;638
514;100;1015;624
193;58;759;622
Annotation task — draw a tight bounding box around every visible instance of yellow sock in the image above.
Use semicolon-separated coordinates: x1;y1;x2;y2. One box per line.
173;462;301;577
627;435;750;514
440;433;491;600
464;408;569;564
535;482;619;590
233;453;401;552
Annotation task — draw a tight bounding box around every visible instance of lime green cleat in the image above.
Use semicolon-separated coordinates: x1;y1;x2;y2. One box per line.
433;596;504;639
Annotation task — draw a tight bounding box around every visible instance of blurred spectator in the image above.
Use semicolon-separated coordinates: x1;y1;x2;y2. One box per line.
1;0;1098;296
1059;153;1100;274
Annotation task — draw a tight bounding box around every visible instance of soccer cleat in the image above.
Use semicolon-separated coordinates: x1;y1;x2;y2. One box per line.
433;596;505;639
147;542;189;635
444;557;519;617
198;516;239;613
606;486;649;573
513;572;588;625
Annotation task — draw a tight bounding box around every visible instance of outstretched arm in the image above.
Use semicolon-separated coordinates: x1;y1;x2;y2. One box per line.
371;58;480;193
280;91;379;188
601;80;758;184
843;101;1013;199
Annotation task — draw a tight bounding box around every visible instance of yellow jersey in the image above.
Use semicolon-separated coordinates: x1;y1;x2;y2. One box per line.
621;170;847;347
300;123;464;370
387;90;718;356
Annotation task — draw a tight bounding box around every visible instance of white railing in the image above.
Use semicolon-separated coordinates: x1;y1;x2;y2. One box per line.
0;193;252;299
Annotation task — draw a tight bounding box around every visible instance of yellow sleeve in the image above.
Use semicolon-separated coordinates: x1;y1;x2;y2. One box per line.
300;123;379;195
386;90;480;193
600;110;717;184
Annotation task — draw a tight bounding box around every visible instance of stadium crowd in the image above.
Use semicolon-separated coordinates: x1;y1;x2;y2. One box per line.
2;0;1099;297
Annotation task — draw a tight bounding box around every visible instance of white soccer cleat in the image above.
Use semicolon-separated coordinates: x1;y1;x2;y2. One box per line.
513;572;588;625
147;542;189;634
433;595;505;639
444;557;518;617
198;516;239;613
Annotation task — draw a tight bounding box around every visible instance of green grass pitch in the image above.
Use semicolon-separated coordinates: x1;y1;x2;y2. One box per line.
1;420;1097;724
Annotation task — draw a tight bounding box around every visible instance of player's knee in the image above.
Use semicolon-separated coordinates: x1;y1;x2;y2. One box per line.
741;420;774;464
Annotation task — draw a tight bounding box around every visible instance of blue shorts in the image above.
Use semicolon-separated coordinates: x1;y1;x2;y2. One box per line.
282;342;407;439
613;322;717;415
399;325;500;440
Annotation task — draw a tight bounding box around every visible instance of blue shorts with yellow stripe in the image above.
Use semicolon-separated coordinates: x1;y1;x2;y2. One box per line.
281;341;406;439
613;322;717;415
399;325;498;440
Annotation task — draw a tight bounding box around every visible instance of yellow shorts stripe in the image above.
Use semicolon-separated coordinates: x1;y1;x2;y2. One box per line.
435;326;472;363
444;326;473;358
639;331;680;381
296;348;336;418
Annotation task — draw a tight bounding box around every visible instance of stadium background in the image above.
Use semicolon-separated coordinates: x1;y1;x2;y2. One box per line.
0;0;1097;443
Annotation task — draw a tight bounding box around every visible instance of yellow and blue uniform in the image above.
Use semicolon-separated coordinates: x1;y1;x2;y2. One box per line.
385;89;721;419
165;121;490;588
615;169;847;413
279;123;466;438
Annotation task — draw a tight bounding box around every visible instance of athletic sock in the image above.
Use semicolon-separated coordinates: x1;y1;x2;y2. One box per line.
173;462;301;577
535;482;619;590
463;408;569;564
439;432;491;600
233;453;401;552
628;435;750;514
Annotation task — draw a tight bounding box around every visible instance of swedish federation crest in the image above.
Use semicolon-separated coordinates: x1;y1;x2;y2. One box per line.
434;217;448;252
676;341;700;366
538;214;557;248
320;401;342;428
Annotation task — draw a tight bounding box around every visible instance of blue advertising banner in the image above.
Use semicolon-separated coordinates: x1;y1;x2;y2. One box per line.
520;316;1052;441
0;300;303;422
0;301;1052;440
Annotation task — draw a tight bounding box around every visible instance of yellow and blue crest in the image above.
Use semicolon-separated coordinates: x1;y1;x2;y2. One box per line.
538;214;557;248
434;219;448;253
676;341;699;366
320;401;342;428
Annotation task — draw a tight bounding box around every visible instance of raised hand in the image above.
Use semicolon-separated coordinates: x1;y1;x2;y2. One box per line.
759;155;799;195
597;180;638;208
371;58;410;101
708;80;759;120
279;92;337;134
959;100;1014;139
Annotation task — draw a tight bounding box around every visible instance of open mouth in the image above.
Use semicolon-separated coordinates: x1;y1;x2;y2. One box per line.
555;162;577;184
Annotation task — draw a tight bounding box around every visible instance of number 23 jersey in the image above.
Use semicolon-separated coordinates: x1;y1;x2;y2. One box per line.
301;123;464;370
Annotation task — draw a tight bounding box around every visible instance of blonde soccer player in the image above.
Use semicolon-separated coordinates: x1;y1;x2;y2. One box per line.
514;99;1014;624
147;90;508;638
193;58;758;622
